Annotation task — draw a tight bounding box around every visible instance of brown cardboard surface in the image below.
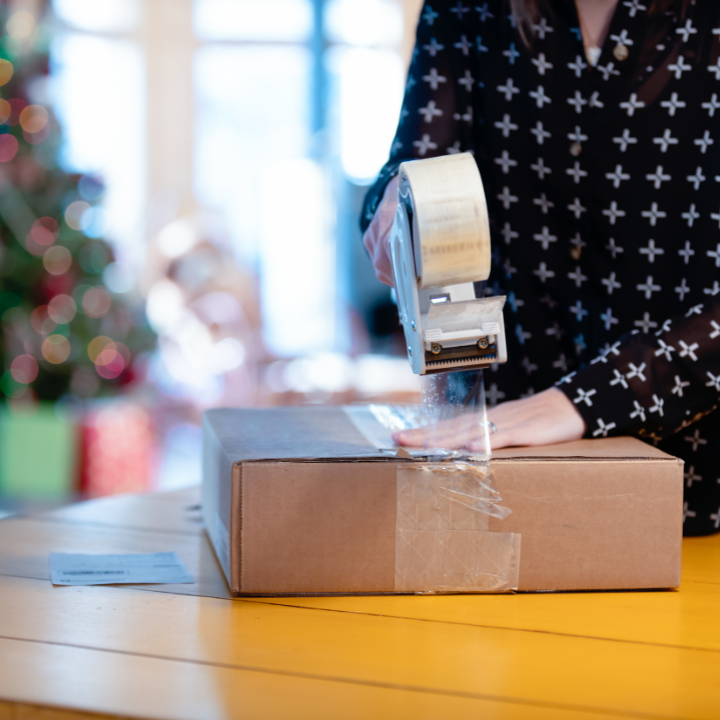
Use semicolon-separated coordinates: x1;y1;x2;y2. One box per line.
491;437;672;459
240;462;397;594
202;407;684;595
489;459;683;591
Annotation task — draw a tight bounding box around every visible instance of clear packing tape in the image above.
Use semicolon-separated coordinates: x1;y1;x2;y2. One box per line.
344;368;521;593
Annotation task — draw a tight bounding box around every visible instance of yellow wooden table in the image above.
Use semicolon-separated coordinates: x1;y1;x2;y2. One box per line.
0;487;718;720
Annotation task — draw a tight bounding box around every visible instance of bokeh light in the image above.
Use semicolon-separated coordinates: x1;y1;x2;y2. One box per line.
64;200;92;230
86;338;132;381
0;134;19;162
213;337;246;371
93;339;126;380
7;11;35;39
82;286;111;318
30;305;53;334
10;354;38;384
24;123;50;145
31;217;59;246
103;261;134;293
0;37;20;62
0;99;10;123
43;245;73;275
193;290;241;324
93;339;130;367
25;230;47;256
19;105;48;134
146;280;184;333
48;294;77;324
95;347;116;365
96;350;125;379
42;334;71;364
78;175;104;201
78;206;107;238
157;219;196;258
0;59;13;86
88;335;114;362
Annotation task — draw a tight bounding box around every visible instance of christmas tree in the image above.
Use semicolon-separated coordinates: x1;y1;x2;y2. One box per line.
0;1;154;406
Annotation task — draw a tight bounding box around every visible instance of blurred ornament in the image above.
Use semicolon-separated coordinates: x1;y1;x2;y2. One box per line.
6;12;35;40
41;334;70;363
64;200;91;230
29;305;51;333
30;216;58;246
47;294;76;323
0;60;12;86
42;245;72;274
19;104;47;133
157;218;196;258
10;353;37;383
81;286;111;317
0;134;18;162
87;335;114;362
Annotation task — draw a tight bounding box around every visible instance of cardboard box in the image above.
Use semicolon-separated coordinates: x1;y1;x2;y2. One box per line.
202;407;683;595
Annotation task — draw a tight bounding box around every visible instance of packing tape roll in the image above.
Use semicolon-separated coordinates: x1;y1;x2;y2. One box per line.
398;152;491;289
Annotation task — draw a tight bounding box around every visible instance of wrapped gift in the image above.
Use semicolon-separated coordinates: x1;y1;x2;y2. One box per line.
0;402;76;498
79;402;154;498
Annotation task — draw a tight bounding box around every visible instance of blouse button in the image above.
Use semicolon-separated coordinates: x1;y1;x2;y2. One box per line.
613;44;629;61
570;142;582;157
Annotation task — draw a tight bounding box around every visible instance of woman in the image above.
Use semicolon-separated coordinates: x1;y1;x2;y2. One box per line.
361;0;720;535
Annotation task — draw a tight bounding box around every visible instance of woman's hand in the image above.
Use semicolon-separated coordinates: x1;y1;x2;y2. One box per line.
363;175;399;287
393;387;587;451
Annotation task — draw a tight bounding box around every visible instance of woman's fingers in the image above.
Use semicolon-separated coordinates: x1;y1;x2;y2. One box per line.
396;388;587;452
363;176;399;288
393;413;488;449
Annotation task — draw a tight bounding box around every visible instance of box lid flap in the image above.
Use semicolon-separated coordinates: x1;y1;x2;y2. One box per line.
205;407;394;462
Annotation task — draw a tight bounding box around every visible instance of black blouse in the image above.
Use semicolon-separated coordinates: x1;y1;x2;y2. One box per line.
361;0;720;535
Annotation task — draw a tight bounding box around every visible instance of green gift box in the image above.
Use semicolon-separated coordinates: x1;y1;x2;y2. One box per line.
0;402;77;498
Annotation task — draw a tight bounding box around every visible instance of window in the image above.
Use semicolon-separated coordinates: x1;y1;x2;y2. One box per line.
52;0;419;360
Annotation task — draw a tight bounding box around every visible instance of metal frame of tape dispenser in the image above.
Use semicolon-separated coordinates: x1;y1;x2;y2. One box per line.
389;152;507;375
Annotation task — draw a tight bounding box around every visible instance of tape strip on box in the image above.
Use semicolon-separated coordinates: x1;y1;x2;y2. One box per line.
344;401;521;593
395;464;520;593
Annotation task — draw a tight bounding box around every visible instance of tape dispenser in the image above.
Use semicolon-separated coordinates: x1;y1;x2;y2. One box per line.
389;152;507;375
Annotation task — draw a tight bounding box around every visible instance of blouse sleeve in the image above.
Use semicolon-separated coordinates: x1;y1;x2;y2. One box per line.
556;299;720;442
360;2;478;233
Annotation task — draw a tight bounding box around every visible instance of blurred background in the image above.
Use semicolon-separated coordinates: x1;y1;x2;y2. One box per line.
0;0;424;515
